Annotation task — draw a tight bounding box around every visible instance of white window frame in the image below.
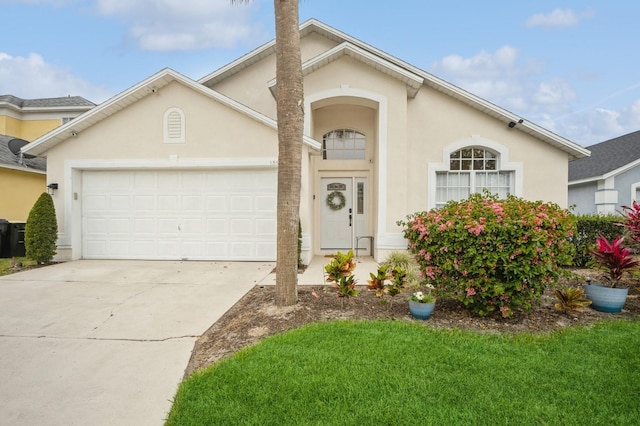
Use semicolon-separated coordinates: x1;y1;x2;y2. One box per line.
631;182;640;204
428;136;523;209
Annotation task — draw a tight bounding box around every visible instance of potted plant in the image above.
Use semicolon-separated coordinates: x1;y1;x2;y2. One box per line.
585;234;639;312
407;284;436;320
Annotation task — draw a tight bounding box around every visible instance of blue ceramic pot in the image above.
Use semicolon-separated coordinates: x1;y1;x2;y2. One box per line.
584;283;628;313
409;300;436;320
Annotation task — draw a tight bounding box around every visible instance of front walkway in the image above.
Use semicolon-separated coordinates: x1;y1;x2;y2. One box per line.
264;255;379;286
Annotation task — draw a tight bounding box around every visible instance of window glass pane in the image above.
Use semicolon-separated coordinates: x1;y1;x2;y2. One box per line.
461;148;472;158
486;159;496;170
450;159;460;170
461;159;472;170
485;151;496;159
473;159;484;170
451;150;461;159
357;182;364;214
322;129;366;160
473;148;484;158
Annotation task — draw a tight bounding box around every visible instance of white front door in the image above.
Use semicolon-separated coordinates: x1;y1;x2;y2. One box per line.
320;177;368;251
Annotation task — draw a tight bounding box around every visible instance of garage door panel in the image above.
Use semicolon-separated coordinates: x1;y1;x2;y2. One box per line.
158;218;179;234
256;218;276;236
158;195;179;210
134;219;155;234
134;195;155;211
82;169;276;260
84;195;107;211
109;218;132;234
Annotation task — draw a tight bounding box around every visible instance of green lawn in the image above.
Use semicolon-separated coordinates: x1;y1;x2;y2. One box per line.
166;320;640;425
0;257;37;276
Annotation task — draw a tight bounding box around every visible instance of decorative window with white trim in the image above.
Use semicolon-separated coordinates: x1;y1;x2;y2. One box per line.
163;107;185;144
435;147;514;207
322;129;366;160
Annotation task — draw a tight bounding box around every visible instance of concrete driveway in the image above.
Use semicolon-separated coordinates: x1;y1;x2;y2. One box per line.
0;260;274;426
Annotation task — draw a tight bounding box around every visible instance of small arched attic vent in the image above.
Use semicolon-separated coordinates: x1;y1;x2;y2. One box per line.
163;107;185;144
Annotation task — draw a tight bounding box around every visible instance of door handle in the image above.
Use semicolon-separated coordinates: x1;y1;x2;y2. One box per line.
349;208;352;227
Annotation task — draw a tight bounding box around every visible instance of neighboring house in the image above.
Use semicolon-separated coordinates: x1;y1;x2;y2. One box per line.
569;130;640;215
23;19;589;263
0;95;95;141
0;134;47;221
0;95;95;221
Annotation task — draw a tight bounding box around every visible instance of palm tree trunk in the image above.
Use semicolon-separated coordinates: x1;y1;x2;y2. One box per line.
273;0;303;306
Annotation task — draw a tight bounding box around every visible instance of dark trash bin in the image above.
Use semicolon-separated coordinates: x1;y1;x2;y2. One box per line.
0;219;9;258
7;222;26;258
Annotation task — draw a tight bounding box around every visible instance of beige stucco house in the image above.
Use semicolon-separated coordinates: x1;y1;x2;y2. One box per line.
23;19;589;263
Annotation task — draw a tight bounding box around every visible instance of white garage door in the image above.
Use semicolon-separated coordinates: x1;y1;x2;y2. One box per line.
82;169;277;260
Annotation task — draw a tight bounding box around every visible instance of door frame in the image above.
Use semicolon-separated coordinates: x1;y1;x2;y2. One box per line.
315;171;372;255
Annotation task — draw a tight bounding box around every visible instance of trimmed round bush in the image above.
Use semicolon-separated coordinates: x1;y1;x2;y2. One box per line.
25;192;58;264
399;193;576;317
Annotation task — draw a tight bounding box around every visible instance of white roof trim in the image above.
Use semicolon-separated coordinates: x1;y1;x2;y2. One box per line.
569;157;640;185
23;68;321;156
201;18;589;160
267;42;424;98
0;163;46;175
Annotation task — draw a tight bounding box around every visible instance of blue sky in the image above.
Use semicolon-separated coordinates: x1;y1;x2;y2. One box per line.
1;0;639;147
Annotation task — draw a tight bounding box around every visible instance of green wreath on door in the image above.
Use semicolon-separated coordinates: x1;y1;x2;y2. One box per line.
326;191;346;211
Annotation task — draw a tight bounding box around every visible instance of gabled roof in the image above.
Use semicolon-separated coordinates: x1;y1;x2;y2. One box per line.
22;68;321;157
0;134;46;174
0;94;95;111
200;19;590;160
569;130;640;184
267;42;424;98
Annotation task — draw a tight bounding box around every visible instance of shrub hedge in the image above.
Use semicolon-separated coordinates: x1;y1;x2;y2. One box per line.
571;214;623;266
25;193;58;264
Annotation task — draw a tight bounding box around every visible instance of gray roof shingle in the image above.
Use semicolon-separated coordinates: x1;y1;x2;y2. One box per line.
568;130;640;181
0;94;95;108
0;134;46;172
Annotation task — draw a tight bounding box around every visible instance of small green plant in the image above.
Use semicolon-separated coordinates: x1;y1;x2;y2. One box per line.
325;250;359;303
297;220;304;269
381;251;421;290
367;265;389;297
25;192;58;264
407;284;435;304
388;266;406;296
554;287;592;312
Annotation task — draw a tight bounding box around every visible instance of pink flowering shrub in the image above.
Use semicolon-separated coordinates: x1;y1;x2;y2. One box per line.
398;193;576;318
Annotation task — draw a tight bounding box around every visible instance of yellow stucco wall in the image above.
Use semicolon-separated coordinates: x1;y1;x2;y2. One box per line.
0;168;46;222
0;115;62;140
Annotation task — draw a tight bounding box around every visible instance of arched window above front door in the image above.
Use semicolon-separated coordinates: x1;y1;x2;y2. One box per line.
322;129;366;160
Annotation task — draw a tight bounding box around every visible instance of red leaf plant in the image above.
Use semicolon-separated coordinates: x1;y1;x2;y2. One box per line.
591;234;639;287
621;200;640;245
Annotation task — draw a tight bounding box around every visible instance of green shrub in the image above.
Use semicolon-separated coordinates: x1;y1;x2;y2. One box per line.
25;193;58;264
398;193;575;318
572;214;622;266
297;219;303;268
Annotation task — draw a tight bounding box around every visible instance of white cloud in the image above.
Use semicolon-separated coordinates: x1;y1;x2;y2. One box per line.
0;52;112;102
427;46;638;146
95;0;264;51
430;46;554;112
525;8;594;29
543;98;640;146
532;79;576;112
